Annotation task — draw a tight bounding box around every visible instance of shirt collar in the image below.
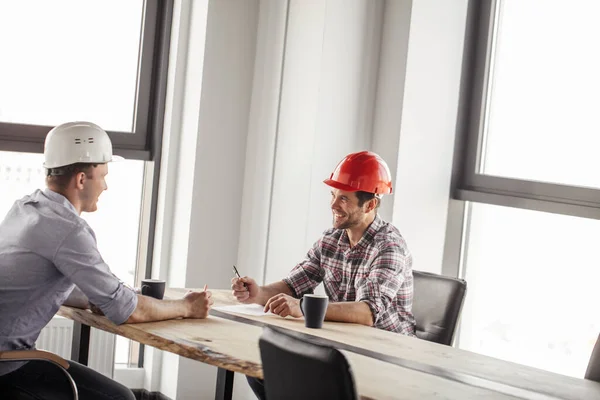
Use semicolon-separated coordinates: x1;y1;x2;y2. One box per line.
42;188;79;216
339;213;383;250
359;214;383;245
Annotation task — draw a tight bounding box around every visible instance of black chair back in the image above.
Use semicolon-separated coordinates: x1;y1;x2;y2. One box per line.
259;326;358;400
585;333;600;382
413;270;467;345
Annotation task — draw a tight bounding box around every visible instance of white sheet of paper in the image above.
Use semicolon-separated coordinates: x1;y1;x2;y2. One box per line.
213;304;273;316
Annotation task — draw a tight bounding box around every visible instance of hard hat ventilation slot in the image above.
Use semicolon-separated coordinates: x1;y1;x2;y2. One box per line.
88;138;94;143
74;138;82;145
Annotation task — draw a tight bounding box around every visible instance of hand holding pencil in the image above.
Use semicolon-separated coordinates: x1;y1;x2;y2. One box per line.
231;265;259;304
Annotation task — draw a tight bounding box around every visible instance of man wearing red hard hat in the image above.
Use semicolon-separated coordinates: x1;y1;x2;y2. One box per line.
232;151;415;399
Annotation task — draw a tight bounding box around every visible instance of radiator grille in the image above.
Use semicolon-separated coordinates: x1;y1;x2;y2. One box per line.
36;316;115;377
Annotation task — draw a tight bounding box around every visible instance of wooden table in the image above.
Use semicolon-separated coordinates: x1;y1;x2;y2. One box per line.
58;289;600;400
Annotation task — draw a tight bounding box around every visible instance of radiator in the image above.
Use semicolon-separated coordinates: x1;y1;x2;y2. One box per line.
36;316;115;377
35;316;73;359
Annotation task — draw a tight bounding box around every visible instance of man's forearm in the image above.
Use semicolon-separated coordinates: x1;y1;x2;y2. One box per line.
255;281;293;305
126;295;188;323
325;301;374;326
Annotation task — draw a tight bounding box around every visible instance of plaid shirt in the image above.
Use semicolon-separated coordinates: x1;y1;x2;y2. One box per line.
283;215;415;335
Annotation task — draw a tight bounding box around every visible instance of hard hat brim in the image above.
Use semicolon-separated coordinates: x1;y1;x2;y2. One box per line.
43;155;125;169
323;179;359;192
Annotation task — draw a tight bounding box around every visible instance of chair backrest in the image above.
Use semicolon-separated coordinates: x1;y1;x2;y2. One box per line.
585;333;600;382
259;326;358;400
412;270;467;346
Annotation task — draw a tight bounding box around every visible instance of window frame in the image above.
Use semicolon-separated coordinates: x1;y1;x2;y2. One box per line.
454;0;600;220
0;0;172;162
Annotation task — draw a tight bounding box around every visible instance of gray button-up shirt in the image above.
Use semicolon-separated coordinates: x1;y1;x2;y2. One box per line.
0;189;137;376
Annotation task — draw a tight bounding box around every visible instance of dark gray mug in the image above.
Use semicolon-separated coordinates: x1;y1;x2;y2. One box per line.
300;294;329;329
141;279;166;300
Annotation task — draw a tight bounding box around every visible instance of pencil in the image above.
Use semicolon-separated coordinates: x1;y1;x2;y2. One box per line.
233;265;247;288
233;265;242;279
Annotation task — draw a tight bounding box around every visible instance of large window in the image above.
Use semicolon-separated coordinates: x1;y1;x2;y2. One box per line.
0;1;142;132
452;0;600;379
458;0;600;214
479;1;600;188
0;0;172;160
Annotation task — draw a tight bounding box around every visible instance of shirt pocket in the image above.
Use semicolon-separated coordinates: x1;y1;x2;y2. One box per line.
324;266;347;294
324;266;343;282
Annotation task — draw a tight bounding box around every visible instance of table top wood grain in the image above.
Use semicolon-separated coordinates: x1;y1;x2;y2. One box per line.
57;288;600;400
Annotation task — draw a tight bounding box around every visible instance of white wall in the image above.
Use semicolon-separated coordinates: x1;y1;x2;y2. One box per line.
236;0;289;287
390;1;469;273
263;0;384;284
152;0;469;398
371;0;412;222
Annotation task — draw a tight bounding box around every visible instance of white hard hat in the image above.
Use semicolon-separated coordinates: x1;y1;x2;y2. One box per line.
43;121;123;169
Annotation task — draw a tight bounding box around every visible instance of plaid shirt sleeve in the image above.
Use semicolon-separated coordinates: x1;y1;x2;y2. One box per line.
282;238;324;298
355;241;410;325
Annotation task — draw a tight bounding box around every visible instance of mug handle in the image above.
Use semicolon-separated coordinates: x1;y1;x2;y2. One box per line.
141;284;150;294
299;297;305;316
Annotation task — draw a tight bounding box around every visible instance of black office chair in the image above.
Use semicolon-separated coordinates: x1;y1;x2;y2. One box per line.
0;350;78;400
259;326;358;400
412;270;467;346
585;333;600;382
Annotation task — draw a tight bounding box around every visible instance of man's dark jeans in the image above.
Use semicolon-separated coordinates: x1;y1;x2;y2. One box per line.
0;359;135;400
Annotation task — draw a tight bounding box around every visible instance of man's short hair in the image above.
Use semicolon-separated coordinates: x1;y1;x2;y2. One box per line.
46;163;97;190
355;191;381;209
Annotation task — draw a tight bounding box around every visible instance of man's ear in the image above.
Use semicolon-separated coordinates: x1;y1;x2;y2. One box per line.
74;172;87;189
366;197;378;213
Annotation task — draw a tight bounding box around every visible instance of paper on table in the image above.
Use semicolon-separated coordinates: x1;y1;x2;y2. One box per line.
213;304;273;317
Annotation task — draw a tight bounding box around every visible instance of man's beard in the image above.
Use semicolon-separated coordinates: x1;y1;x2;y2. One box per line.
332;211;360;229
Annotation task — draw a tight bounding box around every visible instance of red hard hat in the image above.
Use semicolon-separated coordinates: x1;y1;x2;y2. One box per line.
323;151;393;194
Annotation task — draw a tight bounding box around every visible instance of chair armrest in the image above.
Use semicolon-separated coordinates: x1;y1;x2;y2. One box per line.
0;350;70;369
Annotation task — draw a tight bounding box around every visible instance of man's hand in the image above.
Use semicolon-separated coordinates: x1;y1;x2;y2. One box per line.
231;276;260;303
264;293;302;318
183;290;213;319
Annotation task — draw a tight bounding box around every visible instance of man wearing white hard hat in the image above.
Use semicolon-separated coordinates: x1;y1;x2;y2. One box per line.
0;122;214;399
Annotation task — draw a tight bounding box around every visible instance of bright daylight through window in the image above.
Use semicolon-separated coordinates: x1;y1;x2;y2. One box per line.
459;202;600;378
0;1;143;132
479;0;600;188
